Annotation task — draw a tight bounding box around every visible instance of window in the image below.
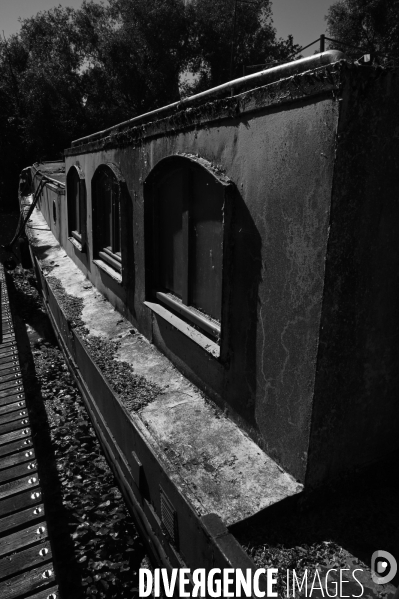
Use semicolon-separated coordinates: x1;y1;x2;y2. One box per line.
67;165;86;250
146;156;232;348
92;164;123;275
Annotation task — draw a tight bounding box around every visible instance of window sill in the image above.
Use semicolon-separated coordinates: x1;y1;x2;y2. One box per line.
93;259;122;284
155;291;221;338
144;301;220;358
98;249;121;273
68;236;84;253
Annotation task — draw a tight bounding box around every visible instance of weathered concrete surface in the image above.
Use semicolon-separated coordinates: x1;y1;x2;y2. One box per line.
57;64;342;484
32;60;399;490
141;393;300;525
25;201;302;526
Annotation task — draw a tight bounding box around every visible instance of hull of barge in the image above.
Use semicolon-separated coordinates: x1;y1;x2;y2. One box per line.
21;188;301;588
18;50;399;587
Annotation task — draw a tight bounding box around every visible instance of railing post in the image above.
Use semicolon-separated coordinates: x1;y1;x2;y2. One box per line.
229;0;238;81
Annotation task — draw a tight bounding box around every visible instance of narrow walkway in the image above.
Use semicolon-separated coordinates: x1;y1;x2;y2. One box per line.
0;263;58;599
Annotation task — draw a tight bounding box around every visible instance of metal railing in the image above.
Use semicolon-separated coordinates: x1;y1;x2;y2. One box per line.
243;34;397;76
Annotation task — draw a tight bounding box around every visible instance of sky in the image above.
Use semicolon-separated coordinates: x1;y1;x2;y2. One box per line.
272;0;334;54
0;0;334;56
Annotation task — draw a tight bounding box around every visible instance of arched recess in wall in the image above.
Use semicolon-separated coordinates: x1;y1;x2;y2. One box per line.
144;154;234;356
66;164;87;252
92;162;126;278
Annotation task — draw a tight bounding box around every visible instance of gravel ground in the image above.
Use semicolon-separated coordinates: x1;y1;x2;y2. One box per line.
1;218;149;599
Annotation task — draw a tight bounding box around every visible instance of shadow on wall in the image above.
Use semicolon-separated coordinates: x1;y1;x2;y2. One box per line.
224;183;263;432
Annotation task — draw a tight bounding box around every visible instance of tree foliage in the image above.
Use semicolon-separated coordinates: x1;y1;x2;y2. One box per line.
326;0;399;62
0;0;298;208
0;7;87;206
185;0;297;91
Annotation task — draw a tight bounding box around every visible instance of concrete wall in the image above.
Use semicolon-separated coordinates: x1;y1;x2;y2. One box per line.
29;60;399;489
33;179;64;241
30;162;65;239
32;61;399;488
60;66;341;483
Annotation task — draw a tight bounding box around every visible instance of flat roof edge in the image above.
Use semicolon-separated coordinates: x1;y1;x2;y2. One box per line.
71;50;345;148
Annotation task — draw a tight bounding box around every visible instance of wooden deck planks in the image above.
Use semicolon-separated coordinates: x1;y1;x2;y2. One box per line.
0;392;26;407
0;360;19;371
0;448;35;471
0;341;17;349
0;400;27;417
0;358;19;368
0;419;32;435
0;343;17;352
0;461;37;484
0;384;24;398
0;488;42;518
0;371;21;383
0;375;22;387
0;521;48;558
0;346;18;356
0;357;19;368
0;540;51;578
0;374;24;387
0;327;14;336
0;354;19;364
0;429;32;449
25;586;59;599
0;470;39;501
0;409;28;425
0;503;44;535
0;563;56;599
0;265;57;599
0;266;58;598
0;437;33;458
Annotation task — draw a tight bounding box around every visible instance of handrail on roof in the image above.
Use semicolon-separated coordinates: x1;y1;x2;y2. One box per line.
32;164;66;189
71;50;345;148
